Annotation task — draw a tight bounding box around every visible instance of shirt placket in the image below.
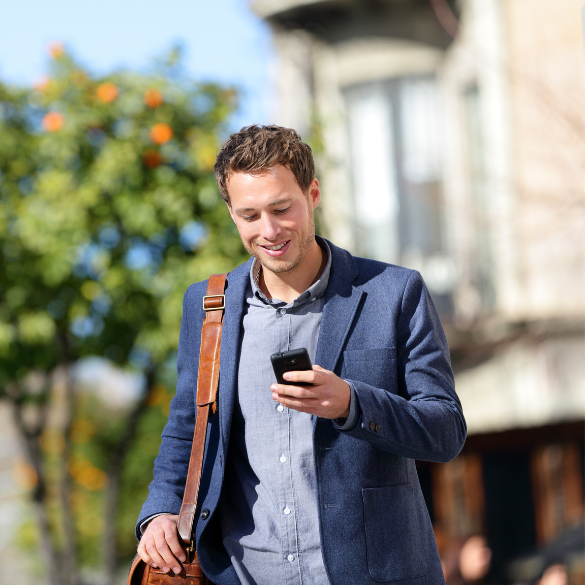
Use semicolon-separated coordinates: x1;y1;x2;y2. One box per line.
286;305;306;585
290;301;330;585
273;305;302;585
273;307;299;585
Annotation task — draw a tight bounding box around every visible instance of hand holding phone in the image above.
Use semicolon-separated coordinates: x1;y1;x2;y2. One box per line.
270;351;351;419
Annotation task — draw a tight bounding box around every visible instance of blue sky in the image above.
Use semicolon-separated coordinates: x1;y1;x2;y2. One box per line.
0;0;272;128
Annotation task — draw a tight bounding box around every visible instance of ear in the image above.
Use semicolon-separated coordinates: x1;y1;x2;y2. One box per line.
308;178;321;211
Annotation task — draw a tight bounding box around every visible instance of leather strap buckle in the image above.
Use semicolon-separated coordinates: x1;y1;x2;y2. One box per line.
203;294;225;311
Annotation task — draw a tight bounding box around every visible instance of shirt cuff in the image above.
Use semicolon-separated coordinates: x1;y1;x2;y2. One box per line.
333;381;360;431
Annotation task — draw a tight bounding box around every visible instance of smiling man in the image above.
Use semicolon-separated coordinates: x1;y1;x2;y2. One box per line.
227;164;325;302
136;125;466;585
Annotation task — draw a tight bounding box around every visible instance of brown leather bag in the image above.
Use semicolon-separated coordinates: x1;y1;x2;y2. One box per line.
127;274;227;585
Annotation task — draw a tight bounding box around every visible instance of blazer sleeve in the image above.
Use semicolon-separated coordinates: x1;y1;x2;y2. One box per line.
135;284;202;539
342;270;466;463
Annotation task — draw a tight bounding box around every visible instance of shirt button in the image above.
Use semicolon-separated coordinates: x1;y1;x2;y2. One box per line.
280;455;287;463
277;404;284;412
278;308;286;315
287;554;295;563
311;298;316;302
284;507;291;515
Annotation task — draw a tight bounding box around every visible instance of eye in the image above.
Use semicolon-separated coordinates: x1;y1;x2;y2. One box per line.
274;206;291;215
242;214;257;222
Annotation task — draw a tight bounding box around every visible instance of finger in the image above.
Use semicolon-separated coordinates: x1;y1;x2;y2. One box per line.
153;535;183;574
275;393;325;410
277;399;319;414
137;539;154;566
163;523;187;563
312;364;326;371
271;383;317;399
282;369;319;384
143;537;169;571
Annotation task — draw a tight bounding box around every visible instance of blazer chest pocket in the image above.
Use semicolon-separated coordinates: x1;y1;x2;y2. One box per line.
341;347;396;390
362;485;426;583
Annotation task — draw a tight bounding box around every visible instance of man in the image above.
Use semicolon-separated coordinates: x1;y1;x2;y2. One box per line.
136;125;466;585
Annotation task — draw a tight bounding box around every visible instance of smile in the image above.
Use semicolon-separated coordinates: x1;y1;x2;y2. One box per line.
261;241;289;251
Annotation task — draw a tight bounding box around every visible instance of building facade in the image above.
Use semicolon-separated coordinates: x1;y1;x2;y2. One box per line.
252;0;585;581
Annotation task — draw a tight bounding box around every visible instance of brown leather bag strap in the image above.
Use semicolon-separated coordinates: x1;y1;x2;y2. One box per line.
177;273;227;545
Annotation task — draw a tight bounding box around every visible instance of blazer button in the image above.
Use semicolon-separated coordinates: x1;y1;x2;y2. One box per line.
201;509;210;520
375;423;381;432
369;421;376;431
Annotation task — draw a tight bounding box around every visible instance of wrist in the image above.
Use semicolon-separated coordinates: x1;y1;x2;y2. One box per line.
337;381;351;419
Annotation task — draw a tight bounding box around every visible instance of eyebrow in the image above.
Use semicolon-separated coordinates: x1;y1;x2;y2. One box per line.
234;198;292;214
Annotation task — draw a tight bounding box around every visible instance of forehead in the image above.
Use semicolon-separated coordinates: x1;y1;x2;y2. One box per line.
226;166;303;207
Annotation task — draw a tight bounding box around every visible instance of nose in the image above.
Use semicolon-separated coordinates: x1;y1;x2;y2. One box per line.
260;213;281;241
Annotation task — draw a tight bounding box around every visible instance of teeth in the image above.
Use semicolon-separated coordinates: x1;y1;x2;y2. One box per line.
264;242;287;251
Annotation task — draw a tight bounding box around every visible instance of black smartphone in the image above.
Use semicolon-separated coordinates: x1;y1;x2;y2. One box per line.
270;348;313;386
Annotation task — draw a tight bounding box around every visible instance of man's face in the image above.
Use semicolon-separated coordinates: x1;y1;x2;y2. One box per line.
226;165;320;278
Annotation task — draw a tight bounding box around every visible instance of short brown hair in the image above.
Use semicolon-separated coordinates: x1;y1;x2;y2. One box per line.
214;124;315;204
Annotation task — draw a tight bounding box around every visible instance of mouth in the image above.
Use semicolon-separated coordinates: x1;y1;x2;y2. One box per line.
258;240;291;256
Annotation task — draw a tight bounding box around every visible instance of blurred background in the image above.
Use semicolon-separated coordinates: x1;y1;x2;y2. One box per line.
0;1;583;584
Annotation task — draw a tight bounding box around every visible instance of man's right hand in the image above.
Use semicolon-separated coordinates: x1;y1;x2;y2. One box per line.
137;514;186;575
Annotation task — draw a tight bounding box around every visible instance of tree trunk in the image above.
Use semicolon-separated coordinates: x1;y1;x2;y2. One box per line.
10;391;62;585
102;370;154;584
60;368;79;585
32;494;62;585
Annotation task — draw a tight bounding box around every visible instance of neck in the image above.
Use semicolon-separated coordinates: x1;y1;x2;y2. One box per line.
259;240;325;304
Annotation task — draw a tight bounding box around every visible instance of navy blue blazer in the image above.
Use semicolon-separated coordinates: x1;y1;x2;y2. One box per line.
137;240;467;585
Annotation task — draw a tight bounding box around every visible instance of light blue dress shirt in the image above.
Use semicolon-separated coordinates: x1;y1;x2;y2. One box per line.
218;238;358;585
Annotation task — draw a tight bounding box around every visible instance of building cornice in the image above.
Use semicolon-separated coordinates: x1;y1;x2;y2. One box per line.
251;0;333;20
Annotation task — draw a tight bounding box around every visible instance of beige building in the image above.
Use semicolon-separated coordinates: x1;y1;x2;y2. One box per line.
252;0;585;581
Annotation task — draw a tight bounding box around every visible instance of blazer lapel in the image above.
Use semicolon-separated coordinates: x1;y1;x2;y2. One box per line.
315;241;363;374
218;259;252;452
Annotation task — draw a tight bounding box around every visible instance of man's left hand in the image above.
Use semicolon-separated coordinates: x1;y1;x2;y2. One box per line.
271;365;350;419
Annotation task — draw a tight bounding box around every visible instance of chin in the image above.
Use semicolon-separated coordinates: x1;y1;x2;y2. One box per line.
265;261;298;275
256;255;297;275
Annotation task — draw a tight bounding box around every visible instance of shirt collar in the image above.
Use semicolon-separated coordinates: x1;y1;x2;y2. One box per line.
249;236;332;307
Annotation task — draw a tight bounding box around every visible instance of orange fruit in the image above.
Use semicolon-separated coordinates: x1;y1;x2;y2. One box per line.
144;89;164;108
142;150;163;168
150;123;173;144
47;41;64;58
96;82;119;103
42;112;65;132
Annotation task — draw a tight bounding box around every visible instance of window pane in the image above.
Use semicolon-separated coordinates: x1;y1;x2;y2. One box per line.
346;84;399;263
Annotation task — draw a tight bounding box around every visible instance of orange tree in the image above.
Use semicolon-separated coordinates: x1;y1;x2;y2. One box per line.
0;46;247;584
